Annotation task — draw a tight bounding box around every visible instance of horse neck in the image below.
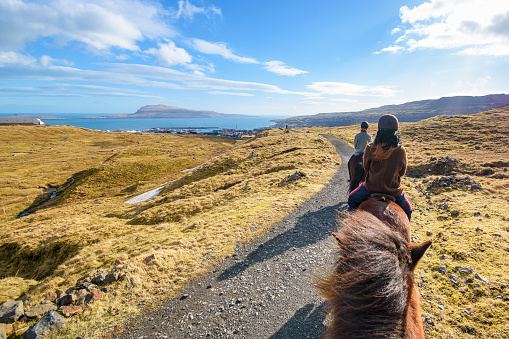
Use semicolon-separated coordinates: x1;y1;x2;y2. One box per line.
403;280;426;339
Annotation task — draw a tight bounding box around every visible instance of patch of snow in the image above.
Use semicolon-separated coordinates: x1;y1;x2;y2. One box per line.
125;187;163;204
181;165;200;173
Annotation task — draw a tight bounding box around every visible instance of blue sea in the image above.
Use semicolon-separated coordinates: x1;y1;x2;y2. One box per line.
0;113;286;133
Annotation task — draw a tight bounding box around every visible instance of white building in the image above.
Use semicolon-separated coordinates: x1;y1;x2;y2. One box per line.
0;116;45;125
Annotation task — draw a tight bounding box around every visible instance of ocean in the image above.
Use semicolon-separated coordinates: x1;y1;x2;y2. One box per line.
0;113;286;133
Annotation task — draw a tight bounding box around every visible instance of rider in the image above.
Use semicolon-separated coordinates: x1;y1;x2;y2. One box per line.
347;121;372;181
347;114;412;221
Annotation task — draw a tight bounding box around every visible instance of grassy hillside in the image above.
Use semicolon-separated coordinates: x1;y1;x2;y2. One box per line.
0;125;339;337
314;106;509;338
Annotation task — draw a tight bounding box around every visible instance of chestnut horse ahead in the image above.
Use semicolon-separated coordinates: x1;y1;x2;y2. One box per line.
317;200;431;339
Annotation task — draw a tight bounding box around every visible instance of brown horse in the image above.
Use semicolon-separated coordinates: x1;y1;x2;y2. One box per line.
317;200;431;338
349;154;366;193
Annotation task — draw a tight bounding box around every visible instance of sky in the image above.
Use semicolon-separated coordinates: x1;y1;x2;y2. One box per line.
1;0;509;117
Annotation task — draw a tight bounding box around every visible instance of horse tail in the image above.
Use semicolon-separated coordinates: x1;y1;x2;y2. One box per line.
349;158;365;193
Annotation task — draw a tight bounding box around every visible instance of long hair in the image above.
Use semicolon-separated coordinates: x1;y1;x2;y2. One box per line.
374;128;400;150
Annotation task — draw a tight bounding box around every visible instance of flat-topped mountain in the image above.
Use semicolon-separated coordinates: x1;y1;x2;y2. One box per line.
101;105;243;118
272;94;509;127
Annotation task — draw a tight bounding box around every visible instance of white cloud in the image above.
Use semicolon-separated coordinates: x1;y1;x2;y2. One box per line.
307;82;397;97
209;91;254;96
385;0;509;56
0;0;173;52
379;45;404;54
176;0;221;20
263;61;308;76
0;51;38;67
40;55;74;67
0;83;165;99
145;41;192;66
0;60;318;97
188;39;259;64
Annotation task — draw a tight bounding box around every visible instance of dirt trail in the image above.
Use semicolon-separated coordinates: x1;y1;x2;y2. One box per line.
117;136;352;339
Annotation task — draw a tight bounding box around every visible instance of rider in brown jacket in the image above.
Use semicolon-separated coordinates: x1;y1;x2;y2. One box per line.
348;114;412;221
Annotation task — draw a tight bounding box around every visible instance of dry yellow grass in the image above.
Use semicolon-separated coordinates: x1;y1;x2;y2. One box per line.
314;106;509;338
0;126;339;338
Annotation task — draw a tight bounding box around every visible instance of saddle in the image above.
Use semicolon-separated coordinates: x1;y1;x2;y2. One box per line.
370;193;396;203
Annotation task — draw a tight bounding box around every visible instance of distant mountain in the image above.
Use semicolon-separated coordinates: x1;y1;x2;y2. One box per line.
99;105;244;118
272;94;509;128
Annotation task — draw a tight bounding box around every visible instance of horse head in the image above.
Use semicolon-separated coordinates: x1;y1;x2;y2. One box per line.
317;202;431;339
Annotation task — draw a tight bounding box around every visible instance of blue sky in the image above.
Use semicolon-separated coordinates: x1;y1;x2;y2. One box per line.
1;0;509;116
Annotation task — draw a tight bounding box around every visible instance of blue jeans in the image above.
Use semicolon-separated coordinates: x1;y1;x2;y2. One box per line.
348;183;413;221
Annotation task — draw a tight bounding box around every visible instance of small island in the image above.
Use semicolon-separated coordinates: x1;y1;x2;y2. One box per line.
95;105;245;119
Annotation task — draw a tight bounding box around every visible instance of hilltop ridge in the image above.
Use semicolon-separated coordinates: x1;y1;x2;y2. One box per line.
272;93;509;127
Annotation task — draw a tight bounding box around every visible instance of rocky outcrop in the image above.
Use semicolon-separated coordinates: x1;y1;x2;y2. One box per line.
22;311;64;339
0;300;24;324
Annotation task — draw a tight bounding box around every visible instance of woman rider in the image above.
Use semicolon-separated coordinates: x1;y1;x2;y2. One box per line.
347;114;412;221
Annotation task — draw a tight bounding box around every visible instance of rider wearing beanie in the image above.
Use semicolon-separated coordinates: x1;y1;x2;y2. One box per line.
347;121;372;180
348;114;412;221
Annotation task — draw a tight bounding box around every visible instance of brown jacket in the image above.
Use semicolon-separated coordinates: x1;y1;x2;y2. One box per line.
363;143;407;197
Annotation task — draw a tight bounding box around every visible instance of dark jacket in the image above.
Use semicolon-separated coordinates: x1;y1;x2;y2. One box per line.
363;143;407;197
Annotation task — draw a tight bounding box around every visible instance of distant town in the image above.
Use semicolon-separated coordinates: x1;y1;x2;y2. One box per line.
134;126;272;138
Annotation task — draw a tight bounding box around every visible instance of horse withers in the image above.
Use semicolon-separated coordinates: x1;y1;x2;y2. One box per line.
317;199;431;338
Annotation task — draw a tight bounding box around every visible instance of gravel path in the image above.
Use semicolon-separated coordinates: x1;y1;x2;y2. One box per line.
117;136;353;339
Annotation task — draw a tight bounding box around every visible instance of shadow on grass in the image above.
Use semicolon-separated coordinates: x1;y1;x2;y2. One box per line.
217;201;347;281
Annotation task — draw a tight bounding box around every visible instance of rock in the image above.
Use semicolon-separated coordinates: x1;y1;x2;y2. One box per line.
103;269;119;285
493;233;502;237
474;211;481;216
114;259;123;265
64;287;74;295
476;227;483;232
44;292;57;302
91;270;108;285
474;273;490;284
22;311;65;339
279;171;307;187
451;210;460;217
439;265;447;274
439;255;447;260
122;263;133;270
85;289;104;304
0;323;13;339
75;289;90;306
248;152;258;158
471;183;481;190
55;289;64;298
143;254;159;265
62;306;81;318
426;231;433;236
455;266;473;275
56;294;75;307
448;274;460;285
437;215;448;221
25;303;58;319
0;300;24;324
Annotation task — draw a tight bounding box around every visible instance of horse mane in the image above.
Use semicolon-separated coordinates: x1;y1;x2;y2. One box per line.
316;210;413;339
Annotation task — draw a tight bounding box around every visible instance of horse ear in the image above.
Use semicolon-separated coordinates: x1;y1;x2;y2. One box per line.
409;241;432;269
